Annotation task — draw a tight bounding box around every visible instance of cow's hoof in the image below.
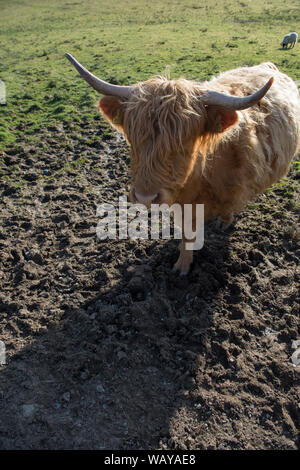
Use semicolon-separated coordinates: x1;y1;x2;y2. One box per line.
172;264;189;276
172;255;192;276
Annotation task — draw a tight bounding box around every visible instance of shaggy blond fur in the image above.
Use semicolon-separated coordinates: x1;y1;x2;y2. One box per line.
123;77;207;198
99;62;300;273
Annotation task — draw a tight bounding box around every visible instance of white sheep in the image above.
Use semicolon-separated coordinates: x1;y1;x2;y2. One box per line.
281;32;298;49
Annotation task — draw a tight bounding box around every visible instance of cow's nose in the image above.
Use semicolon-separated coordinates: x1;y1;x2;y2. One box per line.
134;190;158;207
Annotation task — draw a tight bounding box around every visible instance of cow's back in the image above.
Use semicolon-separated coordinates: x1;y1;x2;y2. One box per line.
202;63;300;213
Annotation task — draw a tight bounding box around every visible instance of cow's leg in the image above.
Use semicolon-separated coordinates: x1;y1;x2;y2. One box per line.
173;236;194;275
172;204;200;275
172;202;209;274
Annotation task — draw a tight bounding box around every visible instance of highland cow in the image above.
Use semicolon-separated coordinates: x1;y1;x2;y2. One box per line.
66;54;300;274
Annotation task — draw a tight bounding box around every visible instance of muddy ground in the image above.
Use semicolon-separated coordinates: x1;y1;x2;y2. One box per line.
0;121;299;450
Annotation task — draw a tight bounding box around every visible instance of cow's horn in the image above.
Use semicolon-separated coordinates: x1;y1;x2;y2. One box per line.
65;53;133;99
201;77;274;110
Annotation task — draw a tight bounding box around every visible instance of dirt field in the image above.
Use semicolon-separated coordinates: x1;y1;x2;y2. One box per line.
0;119;299;450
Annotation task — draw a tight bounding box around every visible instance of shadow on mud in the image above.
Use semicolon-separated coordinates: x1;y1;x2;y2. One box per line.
0;224;236;449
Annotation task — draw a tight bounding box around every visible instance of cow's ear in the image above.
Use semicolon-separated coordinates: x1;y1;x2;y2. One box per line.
98;96;125;132
204;106;239;134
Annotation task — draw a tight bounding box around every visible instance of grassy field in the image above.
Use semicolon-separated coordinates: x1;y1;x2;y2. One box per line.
0;0;300;152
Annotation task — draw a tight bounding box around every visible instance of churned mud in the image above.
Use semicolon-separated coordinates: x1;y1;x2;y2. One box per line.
0;122;299;449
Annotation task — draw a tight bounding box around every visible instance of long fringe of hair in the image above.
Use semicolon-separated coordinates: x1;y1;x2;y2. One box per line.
122;77;208;187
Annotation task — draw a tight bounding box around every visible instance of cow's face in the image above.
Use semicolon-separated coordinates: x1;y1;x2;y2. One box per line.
99;78;239;207
127;130;200;207
124;79;207;206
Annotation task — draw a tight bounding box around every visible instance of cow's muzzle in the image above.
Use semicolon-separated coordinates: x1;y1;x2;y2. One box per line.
134;190;159;208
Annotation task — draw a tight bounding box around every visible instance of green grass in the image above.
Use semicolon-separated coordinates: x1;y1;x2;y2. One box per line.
0;0;300;151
